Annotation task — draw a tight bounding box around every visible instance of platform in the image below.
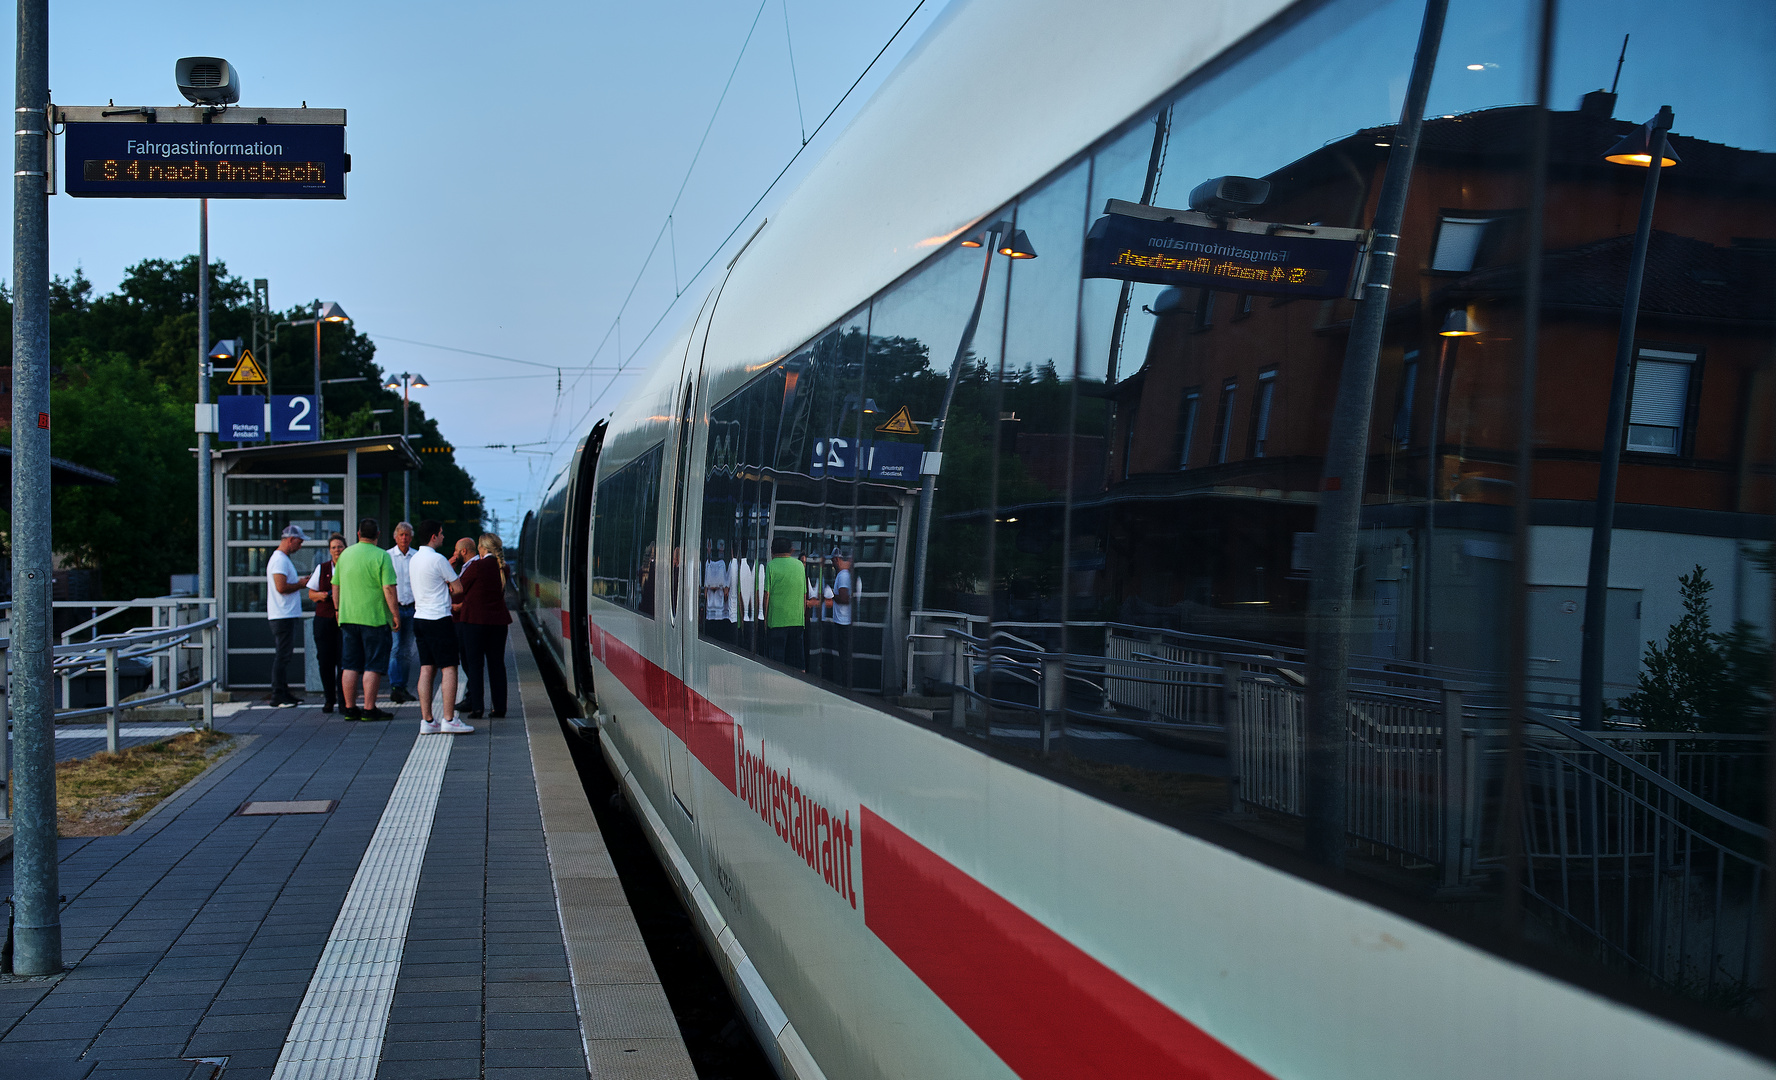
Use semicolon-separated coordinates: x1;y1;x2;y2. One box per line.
0;642;694;1079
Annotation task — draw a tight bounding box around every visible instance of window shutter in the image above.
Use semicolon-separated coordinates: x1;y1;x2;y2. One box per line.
1628;359;1690;427
1431;218;1491;272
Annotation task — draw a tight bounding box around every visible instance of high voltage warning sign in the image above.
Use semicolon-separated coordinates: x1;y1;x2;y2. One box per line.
876;406;919;435
227;349;267;385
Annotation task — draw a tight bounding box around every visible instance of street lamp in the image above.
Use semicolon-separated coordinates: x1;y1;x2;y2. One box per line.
1419;307;1483;661
911;220;1036;616
274;300;352;434
1579;106;1675;730
383;371;429;521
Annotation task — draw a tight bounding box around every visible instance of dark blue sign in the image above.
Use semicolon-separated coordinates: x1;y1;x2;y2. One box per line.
219;396;266;442
1084;213;1361;299
270;395;320;441
64;123;346;199
811;438;923;483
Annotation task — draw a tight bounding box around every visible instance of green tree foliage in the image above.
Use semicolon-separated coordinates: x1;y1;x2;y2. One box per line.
1618;566;1771;734
1;257;486;596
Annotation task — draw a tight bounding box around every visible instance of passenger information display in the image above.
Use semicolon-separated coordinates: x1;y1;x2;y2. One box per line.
1084;207;1362;299
63;122;346;199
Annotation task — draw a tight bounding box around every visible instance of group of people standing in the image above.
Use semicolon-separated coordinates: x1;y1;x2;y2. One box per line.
703;538;855;686
265;518;512;734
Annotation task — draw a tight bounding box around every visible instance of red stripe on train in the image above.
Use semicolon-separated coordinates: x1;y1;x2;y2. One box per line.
594;625;737;794
560;609;571;638
860;807;1271;1080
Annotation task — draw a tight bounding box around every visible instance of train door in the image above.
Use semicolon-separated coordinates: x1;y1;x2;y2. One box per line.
663;293;720;822
567;420;606;703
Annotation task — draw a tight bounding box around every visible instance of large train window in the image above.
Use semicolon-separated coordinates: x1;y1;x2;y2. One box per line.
591;443;664;618
699;307;921;693
702;0;1776;1044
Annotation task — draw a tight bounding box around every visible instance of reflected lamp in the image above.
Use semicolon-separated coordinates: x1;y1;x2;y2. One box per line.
1438;308;1482;337
999;230;1037;259
1604;115;1680;168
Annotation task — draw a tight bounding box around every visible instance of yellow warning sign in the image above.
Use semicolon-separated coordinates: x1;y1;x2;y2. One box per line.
876;405;919;435
227;349;267;386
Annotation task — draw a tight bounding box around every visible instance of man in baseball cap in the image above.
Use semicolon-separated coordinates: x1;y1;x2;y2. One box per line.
267;524;308;706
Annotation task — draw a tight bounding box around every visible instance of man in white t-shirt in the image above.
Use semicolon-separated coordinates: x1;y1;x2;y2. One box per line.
704;543;730;642
409;519;472;735
831;552;856;688
386;522;418;704
266;524;308;707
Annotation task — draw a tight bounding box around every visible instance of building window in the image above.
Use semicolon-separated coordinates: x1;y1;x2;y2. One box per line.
1627;348;1696;454
1251;370;1277;458
1176;389;1200;469
1392;351;1419;446
1195;290;1216;331
1213;380;1237;464
1430;216;1493;272
1236;294;1254;317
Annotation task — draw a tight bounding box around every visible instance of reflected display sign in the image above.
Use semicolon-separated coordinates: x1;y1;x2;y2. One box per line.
1084;206;1363;299
63;122;346;199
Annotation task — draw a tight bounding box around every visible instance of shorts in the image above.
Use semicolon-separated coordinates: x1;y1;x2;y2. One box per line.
340;622;392;672
413;617;459;668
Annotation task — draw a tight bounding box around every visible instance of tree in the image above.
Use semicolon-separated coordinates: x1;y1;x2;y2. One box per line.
1617;565;1770;734
0;255;488;596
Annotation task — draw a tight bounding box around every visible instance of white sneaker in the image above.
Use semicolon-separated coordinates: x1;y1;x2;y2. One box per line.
437;719;475;735
420;720;441;734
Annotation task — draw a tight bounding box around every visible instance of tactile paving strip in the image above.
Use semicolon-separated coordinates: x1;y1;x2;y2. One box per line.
268;734;453;1080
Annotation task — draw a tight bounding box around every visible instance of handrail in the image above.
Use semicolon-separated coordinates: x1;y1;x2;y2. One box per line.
1525;709;1768;840
57;678;218;721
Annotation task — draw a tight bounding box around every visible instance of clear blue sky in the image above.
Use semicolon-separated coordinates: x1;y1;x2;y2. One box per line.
12;0;949;534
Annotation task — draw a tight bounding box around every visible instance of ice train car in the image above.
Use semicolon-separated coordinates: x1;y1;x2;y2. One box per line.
524;0;1776;1075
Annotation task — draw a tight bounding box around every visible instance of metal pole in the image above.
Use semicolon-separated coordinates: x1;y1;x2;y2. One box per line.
1302;0;1449;868
11;0;60;975
104;647;119;754
1579;106;1673;730
313;300;323;433
199;200;212;600
912;229;1001;615
402;377;411;522
1423;335;1454;663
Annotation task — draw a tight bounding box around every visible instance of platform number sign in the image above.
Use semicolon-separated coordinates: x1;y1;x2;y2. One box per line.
271;395;318;442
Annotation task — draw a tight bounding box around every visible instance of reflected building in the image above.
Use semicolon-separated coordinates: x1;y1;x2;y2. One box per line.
1063;91;1776;699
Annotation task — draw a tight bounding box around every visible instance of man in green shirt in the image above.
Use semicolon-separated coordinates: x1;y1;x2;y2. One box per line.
762;536;807;669
331;517;402;721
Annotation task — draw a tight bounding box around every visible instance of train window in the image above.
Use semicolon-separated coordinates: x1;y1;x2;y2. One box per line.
590;443;664;618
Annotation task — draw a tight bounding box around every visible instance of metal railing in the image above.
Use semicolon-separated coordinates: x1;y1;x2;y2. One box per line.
1508;711;1767;996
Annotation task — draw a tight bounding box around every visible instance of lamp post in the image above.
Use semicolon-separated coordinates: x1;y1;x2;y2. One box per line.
1419;308;1480;664
275;299;351;435
383;371;429;522
910;221;1035;616
1579;106;1676;730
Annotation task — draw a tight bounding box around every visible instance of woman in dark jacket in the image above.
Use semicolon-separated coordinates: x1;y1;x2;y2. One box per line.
306;533;347;713
457;532;513;718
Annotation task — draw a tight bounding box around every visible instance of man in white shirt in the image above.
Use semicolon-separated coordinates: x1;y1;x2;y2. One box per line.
831;552;856;688
409;519;472;734
386;522;418;703
266;524;308;707
704;542;730;642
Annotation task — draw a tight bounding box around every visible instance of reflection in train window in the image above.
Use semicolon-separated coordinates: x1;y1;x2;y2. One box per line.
590;444;663;617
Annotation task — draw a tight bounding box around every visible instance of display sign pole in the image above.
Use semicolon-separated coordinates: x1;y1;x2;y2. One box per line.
10;0;61;976
199;198;213;603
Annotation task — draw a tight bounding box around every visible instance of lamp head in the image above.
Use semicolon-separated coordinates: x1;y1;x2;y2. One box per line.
175;57;241;106
318;301;351;323
1604;109;1679;167
960;234;985;248
411;373;430;389
999;229;1037;259
1439;308;1482;337
382;376;401;391
207;338;241;360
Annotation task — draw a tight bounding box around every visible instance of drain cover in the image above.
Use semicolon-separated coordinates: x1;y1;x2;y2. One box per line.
235;799;337;815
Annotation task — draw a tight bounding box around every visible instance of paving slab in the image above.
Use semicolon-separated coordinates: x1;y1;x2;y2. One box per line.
2;638;691;1077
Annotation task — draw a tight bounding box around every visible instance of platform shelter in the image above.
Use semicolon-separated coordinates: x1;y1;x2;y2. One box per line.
212;435;419;690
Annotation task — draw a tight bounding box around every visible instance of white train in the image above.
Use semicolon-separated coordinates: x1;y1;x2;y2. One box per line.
522;0;1776;1075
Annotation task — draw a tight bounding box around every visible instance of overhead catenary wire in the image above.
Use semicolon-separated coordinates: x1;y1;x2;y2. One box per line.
548;0;930;453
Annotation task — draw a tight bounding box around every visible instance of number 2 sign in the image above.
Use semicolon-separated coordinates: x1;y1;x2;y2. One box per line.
270;394;319;442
